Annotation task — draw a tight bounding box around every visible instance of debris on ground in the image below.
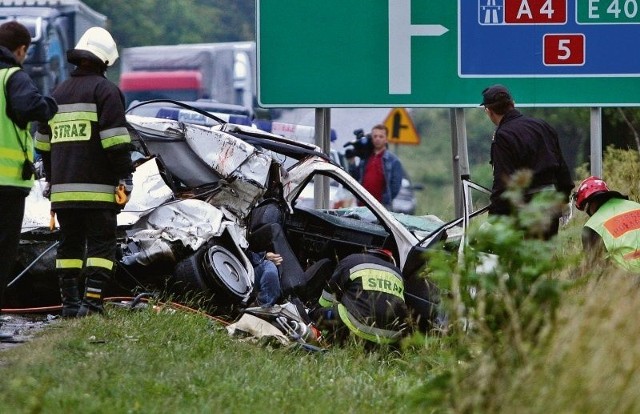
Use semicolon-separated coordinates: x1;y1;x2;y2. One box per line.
0;314;59;352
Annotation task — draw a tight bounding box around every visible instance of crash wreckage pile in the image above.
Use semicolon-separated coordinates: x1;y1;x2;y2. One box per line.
9;110;464;349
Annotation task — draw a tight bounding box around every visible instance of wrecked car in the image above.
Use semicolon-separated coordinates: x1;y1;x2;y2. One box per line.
11;106;483;332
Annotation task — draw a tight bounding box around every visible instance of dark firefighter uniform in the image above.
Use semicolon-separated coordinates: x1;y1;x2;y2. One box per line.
35;67;133;316
318;253;408;345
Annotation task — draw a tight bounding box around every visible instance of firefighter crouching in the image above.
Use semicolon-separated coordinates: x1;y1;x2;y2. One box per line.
575;176;640;274
35;27;134;317
311;250;409;346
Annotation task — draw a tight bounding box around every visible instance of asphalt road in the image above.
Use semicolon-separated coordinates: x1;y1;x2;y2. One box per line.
0;314;58;352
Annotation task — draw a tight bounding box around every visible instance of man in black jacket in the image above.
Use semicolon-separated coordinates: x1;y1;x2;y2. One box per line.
481;84;574;239
0;21;57;338
36;27;133;317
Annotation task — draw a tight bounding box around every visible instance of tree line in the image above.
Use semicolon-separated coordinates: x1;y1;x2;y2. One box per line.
83;0;255;48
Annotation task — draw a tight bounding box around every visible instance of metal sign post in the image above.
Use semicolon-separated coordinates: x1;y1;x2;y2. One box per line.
450;108;471;218
314;108;331;209
590;108;603;177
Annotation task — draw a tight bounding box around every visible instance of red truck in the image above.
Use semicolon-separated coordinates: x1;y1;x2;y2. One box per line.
119;42;256;111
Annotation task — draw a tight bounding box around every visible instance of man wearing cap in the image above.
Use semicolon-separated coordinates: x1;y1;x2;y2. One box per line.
574;176;640;273
480;84;574;239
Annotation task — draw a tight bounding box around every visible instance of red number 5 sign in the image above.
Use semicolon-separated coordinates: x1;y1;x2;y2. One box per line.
543;34;585;66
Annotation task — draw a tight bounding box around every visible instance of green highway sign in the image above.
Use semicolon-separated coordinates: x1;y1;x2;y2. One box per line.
257;0;640;107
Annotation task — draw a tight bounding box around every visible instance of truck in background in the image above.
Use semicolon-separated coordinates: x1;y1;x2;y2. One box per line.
119;41;257;113
0;0;107;95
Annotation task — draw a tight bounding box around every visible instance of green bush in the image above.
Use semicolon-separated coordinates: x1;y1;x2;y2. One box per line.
406;149;640;413
409;171;578;412
575;146;640;201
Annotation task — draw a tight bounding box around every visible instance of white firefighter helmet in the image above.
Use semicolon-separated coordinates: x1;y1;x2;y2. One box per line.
68;27;118;67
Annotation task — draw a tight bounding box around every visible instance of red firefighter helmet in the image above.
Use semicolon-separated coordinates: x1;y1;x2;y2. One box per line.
365;248;397;266
575;176;610;211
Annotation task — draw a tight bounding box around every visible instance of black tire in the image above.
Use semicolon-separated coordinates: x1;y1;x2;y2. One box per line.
171;247;209;297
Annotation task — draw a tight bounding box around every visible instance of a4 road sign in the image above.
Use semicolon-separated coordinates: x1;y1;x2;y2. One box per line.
257;0;640;107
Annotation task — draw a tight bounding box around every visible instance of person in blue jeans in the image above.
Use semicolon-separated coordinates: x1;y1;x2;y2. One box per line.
247;250;282;307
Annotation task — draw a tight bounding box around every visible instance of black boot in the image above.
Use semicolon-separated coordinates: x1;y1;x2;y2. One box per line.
59;275;82;318
77;278;105;317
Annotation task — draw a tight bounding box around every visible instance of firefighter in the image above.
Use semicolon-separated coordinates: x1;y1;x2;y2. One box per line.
35;27;134;317
313;249;409;346
575;176;640;274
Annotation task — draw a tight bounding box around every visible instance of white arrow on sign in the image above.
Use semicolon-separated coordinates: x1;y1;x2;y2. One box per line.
389;0;448;95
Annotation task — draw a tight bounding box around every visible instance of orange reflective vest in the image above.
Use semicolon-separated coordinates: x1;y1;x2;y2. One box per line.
586;198;640;273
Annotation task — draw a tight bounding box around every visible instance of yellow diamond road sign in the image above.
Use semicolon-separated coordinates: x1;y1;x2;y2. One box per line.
383;108;420;145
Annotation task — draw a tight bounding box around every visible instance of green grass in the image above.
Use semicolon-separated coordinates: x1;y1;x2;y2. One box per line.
0;307;423;413
501;274;640;414
4;222;639;413
2;221;639;414
4;149;640;413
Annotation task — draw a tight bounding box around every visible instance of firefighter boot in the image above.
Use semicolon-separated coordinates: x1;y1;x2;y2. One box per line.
59;275;82;318
77;278;105;317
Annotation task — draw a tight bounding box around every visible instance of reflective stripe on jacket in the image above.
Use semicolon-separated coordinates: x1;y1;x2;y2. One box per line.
337;303;404;344
325;253;408;343
0;67;33;189
586;198;640;273
36;68;132;210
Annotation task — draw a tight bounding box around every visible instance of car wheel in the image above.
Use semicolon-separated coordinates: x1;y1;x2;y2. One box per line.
171;247;210;299
202;244;252;305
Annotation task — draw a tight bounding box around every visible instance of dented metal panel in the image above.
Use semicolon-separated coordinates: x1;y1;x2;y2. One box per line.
126;199;225;265
185;126;271;218
183;124;271;218
127;115;270;218
184;125;259;178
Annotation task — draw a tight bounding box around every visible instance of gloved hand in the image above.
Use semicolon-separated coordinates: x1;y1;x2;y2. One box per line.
120;175;134;194
34;159;45;179
42;182;51;199
560;202;573;227
116;175;134;205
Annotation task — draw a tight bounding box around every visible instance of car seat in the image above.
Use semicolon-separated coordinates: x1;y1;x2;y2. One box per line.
281;257;334;303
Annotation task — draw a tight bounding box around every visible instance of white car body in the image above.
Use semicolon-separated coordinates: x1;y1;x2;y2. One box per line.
16;108;479;330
